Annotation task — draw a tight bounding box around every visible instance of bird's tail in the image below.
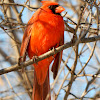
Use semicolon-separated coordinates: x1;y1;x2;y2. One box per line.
32;70;51;100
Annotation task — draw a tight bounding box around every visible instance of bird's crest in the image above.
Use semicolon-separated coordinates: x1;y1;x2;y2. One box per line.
41;1;58;6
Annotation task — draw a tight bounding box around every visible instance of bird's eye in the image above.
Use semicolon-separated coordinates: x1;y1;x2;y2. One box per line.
48;5;53;9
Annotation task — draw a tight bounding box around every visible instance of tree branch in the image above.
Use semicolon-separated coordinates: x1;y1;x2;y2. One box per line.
0;2;38;11
0;35;100;75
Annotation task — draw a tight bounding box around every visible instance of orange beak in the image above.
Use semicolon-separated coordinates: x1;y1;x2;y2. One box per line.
55;6;65;13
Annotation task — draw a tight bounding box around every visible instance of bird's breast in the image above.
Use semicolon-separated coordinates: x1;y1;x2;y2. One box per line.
27;16;64;58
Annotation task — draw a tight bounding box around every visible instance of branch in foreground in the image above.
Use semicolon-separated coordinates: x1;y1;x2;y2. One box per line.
0;35;100;75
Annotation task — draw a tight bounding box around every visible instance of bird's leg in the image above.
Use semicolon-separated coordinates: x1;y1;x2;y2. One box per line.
50;43;58;53
50;47;56;53
32;56;38;64
18;56;24;66
51;47;55;59
49;45;57;59
18;52;27;66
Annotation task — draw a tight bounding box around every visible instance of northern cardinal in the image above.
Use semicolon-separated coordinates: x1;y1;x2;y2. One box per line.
20;1;65;100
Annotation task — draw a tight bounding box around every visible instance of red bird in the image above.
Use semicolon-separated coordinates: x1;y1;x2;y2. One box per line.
20;1;65;100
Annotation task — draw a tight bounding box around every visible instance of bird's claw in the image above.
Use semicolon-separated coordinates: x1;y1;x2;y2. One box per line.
50;47;56;53
49;47;56;59
18;56;24;66
32;56;38;64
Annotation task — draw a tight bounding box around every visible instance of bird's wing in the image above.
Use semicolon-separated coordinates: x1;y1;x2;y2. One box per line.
20;15;34;61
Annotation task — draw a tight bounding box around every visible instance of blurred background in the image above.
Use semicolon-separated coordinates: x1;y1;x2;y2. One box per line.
0;0;100;100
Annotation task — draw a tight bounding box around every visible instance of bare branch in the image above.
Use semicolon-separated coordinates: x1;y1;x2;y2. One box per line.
0;35;100;75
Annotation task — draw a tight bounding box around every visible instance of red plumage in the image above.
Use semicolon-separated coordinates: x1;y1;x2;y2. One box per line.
20;1;65;100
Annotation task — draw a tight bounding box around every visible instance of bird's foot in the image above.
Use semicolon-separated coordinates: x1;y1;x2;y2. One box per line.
32;56;38;64
18;56;24;66
49;47;56;59
50;47;56;54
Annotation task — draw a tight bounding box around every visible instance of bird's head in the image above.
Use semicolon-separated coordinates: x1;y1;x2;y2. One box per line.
41;1;65;15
